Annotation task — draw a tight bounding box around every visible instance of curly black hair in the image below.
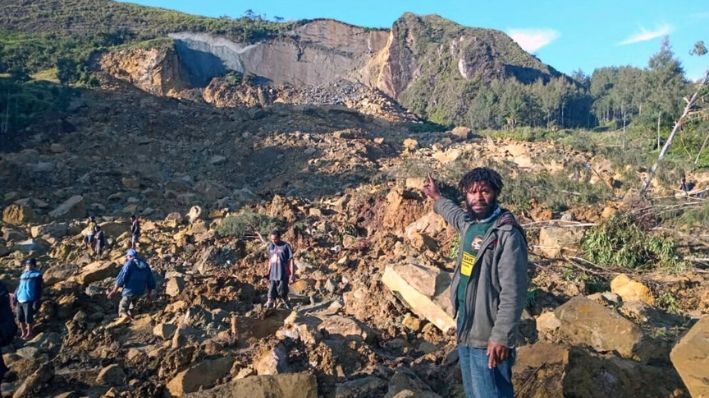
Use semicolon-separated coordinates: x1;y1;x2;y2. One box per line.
458;167;504;194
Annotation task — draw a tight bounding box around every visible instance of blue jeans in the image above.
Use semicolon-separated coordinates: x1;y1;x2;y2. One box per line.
457;318;515;398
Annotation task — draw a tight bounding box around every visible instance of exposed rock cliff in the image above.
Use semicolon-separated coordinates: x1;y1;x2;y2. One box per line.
98;15;564;124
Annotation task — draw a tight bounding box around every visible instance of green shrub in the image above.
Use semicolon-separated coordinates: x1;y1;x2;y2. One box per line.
216;210;283;237
582;213;686;270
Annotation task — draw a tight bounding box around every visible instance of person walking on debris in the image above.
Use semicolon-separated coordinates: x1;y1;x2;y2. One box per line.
92;225;107;258
83;216;98;249
13;258;42;340
130;214;141;249
257;229;295;309
422;168;528;398
108;249;155;323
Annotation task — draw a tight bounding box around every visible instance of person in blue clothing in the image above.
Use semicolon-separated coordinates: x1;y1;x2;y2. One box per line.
14;258;42;340
257;229;295;310
107;249;155;322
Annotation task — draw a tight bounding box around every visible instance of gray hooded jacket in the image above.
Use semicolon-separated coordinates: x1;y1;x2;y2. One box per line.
434;197;528;348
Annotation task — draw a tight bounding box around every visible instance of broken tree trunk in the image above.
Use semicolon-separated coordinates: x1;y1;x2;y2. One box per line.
642;70;709;194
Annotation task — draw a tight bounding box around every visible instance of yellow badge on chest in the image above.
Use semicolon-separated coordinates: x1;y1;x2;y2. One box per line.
461;252;476;276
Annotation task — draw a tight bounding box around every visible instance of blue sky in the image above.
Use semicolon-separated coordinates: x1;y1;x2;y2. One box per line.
123;0;708;80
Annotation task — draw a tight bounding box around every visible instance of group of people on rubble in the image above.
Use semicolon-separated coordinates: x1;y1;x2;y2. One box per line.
0;166;528;397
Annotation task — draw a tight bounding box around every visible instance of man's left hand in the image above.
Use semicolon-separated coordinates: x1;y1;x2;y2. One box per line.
486;341;509;369
289;275;296;284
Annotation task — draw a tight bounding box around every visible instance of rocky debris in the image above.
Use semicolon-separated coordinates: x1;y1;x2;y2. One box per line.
96;364;127;386
538;226;584;258
165;276;185;297
513;343;685;397
450;126;472;140
382;264;455;333
0;62;705;398
165;356;234;397
254;345;289;375
670;317;709;397
12;238;48;254
184;373;318;398
610;274;655;305
48;195;85;220
553;296;643;359
3;203;37;225
30;222;68;240
335;376;387;398
78;261;120;285
318;315;375;343
153;323;178;340
13;361;54;398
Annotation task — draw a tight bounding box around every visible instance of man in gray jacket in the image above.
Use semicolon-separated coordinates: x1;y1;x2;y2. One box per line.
422;167;528;398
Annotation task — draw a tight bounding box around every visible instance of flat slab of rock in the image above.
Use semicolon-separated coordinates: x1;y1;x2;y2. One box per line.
166;356;233;397
670;316;709;398
48;195;85;220
382;264;455;333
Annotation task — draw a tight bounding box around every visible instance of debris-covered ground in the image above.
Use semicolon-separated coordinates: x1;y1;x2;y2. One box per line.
0;76;707;397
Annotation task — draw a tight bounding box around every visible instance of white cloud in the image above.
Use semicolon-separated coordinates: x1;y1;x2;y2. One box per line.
619;24;673;45
507;28;560;53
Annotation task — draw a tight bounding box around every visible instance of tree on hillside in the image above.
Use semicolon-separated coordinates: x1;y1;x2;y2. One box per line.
645;37;687;146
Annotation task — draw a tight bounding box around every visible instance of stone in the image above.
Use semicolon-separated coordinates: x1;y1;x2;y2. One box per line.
15;346;40;360
601;206;617;219
121;177;140;189
401;314;422;332
554;296;643;359
153;323;178;340
276;312;321;346
386;368;441;397
165;277;185;297
404;212;447;243
183;373;317;398
405;177;425;191
388;263;449;301
610;274;655;305
13;361;53;398
451;126;472;139
382;265;455;333
3;204;37;225
407;231;438;252
30;223;68;239
99;221;129;237
254;345;288;375
165;212;184;228
96;364;126;386
186;206;203;224
513;343;685;398
535;311;561;336
538;226;584;258
78;261;120;285
165;356;234;397
402;138;418;151
335;376;387;398
13;239;48;254
670;316;709;398
318;315;375;343
48;195;85;220
432;148;462;164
